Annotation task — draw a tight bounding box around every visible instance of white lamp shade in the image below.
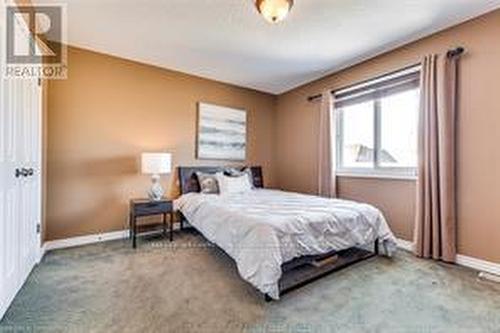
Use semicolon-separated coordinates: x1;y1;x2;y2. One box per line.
141;153;172;175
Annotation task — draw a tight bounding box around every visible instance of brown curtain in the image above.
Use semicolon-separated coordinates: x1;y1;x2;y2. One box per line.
414;54;459;263
318;90;337;198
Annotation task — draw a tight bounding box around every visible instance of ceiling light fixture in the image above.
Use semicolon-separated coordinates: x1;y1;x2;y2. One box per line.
255;0;294;24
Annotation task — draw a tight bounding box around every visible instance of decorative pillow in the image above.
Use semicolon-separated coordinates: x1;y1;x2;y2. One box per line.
224;167;255;188
216;172;252;194
196;172;219;194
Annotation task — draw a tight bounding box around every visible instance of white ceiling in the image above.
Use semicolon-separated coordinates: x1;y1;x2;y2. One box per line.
37;0;500;94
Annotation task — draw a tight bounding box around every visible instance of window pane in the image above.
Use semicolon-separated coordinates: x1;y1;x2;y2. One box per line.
379;89;419;168
340;101;374;168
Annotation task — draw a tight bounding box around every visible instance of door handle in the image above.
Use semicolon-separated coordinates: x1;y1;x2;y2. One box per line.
15;168;32;178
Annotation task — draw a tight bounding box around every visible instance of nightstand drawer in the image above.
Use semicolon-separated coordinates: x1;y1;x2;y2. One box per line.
134;201;172;216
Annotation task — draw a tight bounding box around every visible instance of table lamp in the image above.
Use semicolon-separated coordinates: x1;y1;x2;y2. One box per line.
141;152;171;201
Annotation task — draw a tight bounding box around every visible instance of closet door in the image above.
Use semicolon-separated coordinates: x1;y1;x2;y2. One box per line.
0;10;42;319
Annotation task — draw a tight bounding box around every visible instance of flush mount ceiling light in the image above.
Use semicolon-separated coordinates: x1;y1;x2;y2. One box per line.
255;0;294;23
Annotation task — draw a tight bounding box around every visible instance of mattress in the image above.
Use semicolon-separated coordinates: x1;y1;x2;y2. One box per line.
174;189;397;299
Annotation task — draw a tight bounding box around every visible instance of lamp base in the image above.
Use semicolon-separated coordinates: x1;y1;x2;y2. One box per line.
148;174;164;201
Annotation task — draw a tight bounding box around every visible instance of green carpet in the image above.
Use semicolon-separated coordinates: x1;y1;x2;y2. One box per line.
1;231;500;333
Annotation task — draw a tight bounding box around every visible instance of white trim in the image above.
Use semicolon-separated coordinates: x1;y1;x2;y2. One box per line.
37;245;46;263
396;238;500;278
456;254;500;277
42;224;185;253
44;230;129;252
396;238;415;252
478;272;500;284
337;172;417;181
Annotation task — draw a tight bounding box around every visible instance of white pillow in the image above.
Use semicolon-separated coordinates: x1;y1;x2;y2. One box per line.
216;172;252;194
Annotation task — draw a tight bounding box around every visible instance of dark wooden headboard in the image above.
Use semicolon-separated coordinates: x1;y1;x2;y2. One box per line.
178;166;263;195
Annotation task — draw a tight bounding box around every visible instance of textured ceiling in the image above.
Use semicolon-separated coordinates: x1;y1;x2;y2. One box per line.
36;0;500;94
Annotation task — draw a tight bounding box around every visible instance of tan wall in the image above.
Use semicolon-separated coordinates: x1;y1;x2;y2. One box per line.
338;178;416;241
275;9;500;263
46;46;277;241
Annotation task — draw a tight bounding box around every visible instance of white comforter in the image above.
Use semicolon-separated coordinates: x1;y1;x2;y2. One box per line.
174;189;397;299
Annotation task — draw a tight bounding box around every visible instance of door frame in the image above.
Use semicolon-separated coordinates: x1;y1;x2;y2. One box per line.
0;4;45;319
35;77;44;263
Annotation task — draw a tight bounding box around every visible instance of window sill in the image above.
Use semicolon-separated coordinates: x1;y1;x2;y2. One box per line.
336;172;417;181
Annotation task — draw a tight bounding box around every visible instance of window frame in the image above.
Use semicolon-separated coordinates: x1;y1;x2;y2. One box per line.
335;68;420;180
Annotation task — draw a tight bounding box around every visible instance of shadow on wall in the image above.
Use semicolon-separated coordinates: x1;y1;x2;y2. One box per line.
79;156;138;179
168;169;181;199
47;192;129;239
47;155;140;239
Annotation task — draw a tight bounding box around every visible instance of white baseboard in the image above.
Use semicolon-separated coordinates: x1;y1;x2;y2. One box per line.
396;238;500;279
42;224;185;254
38;245;46;263
456;254;500;277
396;238;415;252
478;272;500;283
44;230;129;252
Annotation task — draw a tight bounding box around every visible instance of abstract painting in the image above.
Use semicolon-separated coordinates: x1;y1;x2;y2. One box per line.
197;103;247;161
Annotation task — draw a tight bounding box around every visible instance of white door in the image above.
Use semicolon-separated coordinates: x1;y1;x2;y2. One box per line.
0;7;43;319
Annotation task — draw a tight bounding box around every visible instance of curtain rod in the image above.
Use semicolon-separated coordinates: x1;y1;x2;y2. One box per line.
307;46;465;102
447;46;465;58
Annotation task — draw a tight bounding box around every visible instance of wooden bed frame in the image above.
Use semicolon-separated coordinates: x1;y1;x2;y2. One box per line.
177;166;379;301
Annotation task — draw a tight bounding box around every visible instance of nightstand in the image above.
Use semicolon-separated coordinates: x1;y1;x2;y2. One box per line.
129;198;174;248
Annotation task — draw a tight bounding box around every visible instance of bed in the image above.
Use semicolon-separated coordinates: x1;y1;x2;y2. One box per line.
174;166;397;300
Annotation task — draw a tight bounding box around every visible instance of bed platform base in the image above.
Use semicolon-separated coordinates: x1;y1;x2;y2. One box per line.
176;166;381;302
264;239;379;302
180;212;380;302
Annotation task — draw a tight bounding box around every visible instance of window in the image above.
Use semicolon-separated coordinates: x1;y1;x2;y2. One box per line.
336;66;420;178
